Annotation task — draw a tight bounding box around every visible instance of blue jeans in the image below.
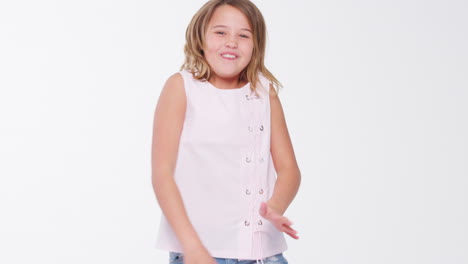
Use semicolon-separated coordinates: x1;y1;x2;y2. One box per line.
169;251;288;264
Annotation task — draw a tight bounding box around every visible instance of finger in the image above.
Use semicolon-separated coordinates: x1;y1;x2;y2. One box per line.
285;218;293;226
286;233;299;239
282;226;297;239
274;215;292;226
282;225;297;235
286;230;299;240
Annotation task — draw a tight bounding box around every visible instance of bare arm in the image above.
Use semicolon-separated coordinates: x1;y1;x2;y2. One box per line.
151;73;205;252
259;84;301;239
267;84;301;216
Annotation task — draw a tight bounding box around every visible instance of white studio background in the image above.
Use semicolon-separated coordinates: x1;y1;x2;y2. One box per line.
0;0;467;263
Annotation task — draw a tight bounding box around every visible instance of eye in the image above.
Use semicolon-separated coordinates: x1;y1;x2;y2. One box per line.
240;34;250;39
215;31;226;35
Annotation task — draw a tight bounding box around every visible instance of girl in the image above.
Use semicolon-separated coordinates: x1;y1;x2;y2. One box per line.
151;1;301;263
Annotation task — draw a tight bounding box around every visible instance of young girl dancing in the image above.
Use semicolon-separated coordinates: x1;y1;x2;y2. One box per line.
152;1;301;263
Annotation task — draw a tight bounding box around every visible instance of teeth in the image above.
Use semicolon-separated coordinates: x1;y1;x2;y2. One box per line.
222;54;236;59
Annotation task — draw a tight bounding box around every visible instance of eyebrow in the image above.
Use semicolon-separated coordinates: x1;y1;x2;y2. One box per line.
212;25;252;33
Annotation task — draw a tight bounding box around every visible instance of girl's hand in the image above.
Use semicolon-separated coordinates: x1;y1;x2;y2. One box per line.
259;201;299;239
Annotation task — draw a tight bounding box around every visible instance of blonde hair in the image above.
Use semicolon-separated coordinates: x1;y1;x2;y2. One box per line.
180;0;282;95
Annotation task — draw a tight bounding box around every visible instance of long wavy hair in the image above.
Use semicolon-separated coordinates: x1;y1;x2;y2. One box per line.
180;0;282;95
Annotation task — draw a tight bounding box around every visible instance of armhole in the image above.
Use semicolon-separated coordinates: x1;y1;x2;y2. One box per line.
258;73;274;99
261;75;278;99
269;82;278;98
177;70;191;100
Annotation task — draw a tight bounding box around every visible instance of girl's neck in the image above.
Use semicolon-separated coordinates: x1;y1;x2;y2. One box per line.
208;75;247;90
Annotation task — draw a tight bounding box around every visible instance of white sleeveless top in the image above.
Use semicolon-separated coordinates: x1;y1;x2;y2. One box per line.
155;69;287;260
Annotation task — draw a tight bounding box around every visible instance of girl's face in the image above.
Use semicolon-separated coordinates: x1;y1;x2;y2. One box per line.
204;5;254;83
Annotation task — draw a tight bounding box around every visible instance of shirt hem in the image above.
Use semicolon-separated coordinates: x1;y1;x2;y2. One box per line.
155;244;288;260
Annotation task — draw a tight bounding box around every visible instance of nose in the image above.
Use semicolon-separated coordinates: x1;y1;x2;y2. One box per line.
225;36;238;49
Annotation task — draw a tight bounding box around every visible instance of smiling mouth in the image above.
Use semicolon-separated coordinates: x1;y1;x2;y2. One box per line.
221;53;238;59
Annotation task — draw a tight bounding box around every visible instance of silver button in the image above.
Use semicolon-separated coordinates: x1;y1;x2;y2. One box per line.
246;157;251;163
244;220;250;226
259;125;264;131
259;157;264;163
246;94;259;100
245;189;251;195
259;189;264;194
258;220;263;225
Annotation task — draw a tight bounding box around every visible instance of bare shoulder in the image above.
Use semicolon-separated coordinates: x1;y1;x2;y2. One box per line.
269;83;279;99
269;82;285;129
153;72;186;131
161;72;184;96
166;72;183;86
269;83;282;114
156;72;186;109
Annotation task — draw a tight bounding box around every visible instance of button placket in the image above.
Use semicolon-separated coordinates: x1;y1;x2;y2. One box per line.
255;93;270;232
243;91;257;229
244;89;268;232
